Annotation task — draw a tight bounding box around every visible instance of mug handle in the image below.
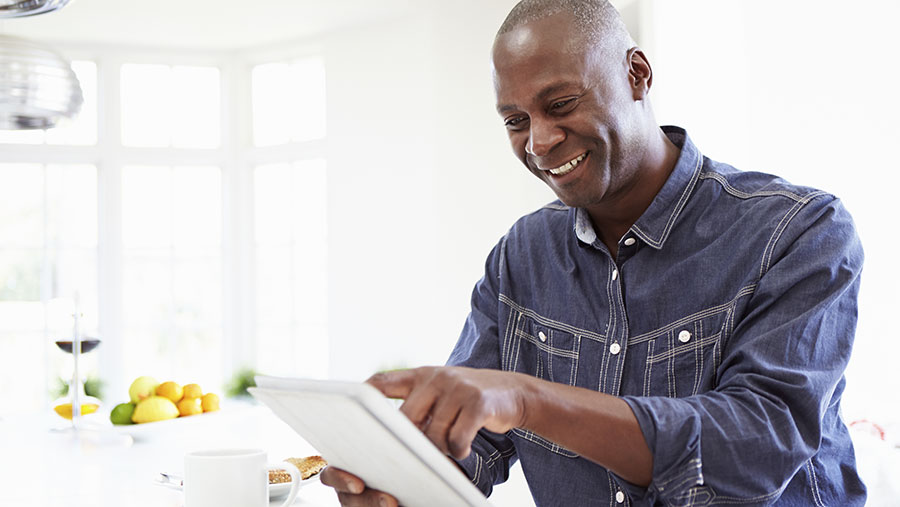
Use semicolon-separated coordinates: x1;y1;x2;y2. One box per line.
267;461;301;507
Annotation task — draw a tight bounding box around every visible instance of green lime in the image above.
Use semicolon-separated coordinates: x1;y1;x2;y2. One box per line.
110;402;136;425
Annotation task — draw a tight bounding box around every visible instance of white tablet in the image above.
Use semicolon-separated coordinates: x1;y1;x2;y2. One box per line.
248;376;492;507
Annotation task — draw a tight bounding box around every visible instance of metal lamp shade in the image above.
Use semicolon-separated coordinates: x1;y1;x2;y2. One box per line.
0;0;73;18
0;34;83;130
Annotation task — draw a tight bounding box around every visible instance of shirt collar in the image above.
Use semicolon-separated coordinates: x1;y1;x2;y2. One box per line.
573;126;703;250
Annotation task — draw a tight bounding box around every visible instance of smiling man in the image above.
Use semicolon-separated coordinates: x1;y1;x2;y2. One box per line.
322;0;866;505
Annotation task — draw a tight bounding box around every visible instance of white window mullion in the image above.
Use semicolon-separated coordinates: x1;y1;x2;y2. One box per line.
221;56;256;378
96;54;127;400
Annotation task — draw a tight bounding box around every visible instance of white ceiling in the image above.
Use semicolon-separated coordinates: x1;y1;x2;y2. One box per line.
0;0;419;50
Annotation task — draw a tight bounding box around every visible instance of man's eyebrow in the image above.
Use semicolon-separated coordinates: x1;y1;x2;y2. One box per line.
496;82;578;114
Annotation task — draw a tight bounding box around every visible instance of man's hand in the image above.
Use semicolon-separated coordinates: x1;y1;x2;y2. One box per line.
320;466;399;507
367;366;534;460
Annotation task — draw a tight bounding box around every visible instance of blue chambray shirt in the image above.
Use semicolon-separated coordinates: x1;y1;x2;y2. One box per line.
448;127;866;506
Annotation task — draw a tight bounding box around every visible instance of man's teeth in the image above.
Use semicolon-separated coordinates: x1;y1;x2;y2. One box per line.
549;153;587;175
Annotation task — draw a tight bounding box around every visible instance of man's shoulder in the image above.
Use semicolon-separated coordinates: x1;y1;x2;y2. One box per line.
698;157;832;205
508;200;571;232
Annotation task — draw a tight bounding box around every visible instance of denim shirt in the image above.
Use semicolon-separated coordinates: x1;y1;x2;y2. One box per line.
447;127;866;506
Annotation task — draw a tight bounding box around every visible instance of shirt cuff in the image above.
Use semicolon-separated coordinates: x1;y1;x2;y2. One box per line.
621;396;705;503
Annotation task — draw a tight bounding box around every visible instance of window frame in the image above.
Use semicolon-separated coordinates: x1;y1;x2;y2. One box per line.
0;41;328;406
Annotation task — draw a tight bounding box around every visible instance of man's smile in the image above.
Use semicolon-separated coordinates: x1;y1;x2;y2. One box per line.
539;151;589;176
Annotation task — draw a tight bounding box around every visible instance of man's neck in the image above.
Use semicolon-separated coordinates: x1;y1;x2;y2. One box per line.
587;128;680;258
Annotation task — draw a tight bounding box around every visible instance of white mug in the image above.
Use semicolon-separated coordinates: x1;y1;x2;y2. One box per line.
184;448;300;507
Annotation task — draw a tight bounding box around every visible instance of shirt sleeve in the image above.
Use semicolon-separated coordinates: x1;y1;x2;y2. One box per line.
620;195;864;504
446;237;519;496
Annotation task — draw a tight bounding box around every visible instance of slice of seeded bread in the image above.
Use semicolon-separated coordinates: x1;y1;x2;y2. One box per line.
268;455;328;483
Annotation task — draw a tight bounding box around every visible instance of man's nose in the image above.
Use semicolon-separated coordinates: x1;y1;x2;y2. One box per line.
525;118;565;157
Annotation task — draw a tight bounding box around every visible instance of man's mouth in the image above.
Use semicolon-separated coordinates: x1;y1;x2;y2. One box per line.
547;152;588;176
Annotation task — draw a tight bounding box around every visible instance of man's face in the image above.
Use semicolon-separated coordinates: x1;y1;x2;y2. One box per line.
492;13;645;209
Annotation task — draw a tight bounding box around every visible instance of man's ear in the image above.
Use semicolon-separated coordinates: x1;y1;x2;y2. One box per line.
627;47;653;100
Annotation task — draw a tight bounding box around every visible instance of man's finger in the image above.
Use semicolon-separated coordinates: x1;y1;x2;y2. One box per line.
446;405;484;460
366;369;420;399
320;466;365;495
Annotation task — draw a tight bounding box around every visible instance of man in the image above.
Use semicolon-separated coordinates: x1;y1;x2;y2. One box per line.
323;0;866;505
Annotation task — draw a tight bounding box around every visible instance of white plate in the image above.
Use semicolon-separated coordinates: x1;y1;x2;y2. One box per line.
111;411;220;439
154;471;320;498
270;474;320;498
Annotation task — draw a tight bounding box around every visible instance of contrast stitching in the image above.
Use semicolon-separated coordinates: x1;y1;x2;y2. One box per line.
656;459;702;489
643;340;655;397
515;329;580;358
472;452;482;485
512;428;578;457
806;459;826;507
632;150;703;248
628;285;755;344
668;330;676;398
760;191;826;279
648;333;722;364
704;487;785;505
693;320;703;396
698;171;806;202
500;294;607;342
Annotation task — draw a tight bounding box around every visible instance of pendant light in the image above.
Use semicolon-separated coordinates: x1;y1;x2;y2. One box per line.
0;34;82;129
0;0;74;18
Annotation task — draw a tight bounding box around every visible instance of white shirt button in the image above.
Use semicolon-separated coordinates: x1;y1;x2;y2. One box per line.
538;331;547;342
623;237;636;246
612;269;618;281
609;342;621;355
678;330;692;343
616;490;625;503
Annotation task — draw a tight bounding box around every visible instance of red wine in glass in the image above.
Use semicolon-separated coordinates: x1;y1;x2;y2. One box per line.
55;338;101;354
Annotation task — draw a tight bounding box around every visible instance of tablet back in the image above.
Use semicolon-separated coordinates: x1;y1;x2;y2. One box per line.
249;376;492;507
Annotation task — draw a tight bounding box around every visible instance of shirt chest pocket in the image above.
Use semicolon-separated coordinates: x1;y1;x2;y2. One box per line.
503;314;582;387
641;310;729;398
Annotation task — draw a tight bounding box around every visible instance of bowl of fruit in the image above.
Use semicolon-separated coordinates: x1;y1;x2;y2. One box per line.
110;376;220;437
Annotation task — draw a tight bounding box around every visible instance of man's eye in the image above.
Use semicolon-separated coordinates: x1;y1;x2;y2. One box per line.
505;116;528;128
551;98;575;110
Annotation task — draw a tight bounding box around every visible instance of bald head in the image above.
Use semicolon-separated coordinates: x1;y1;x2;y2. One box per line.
497;0;635;59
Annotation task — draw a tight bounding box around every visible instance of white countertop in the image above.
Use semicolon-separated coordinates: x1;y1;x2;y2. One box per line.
0;402;340;507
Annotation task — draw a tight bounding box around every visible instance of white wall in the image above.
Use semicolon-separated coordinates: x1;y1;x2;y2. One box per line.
323;1;553;381
646;0;900;423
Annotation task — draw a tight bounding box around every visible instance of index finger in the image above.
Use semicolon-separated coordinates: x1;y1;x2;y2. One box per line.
320;466;365;495
366;369;420;399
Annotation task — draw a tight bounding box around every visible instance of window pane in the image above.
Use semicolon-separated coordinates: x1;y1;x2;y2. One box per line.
172;166;221;249
0;164;44;249
254;160;328;378
252;63;292;147
254;163;292;245
0;128;43;144
45;60;98;146
122;165;223;389
291;58;327;143
171;66;220;149
121;64;172;147
122;166;172;249
252;57;326;147
0;164;98;415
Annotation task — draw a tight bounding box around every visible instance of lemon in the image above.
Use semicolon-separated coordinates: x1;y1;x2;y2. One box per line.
182;383;203;399
201;392;220;412
53;403;99;420
156;381;184;403
132;396;179;423
110;402;136;425
129;376;159;404
177;397;203;417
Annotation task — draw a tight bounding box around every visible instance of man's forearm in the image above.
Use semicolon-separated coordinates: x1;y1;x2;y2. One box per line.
519;375;653;486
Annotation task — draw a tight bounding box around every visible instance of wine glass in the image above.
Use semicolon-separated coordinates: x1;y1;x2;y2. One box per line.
51;304;102;430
